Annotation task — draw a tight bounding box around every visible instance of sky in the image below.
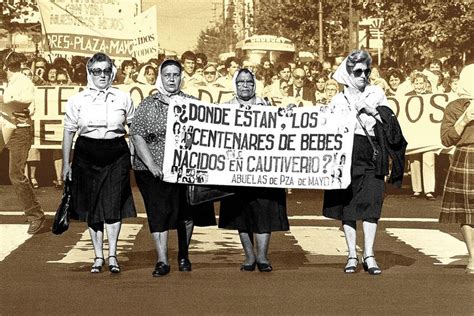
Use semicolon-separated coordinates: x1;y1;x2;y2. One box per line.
143;0;218;55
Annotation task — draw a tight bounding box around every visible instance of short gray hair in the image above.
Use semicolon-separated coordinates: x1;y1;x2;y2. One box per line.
345;50;372;73
86;53;113;72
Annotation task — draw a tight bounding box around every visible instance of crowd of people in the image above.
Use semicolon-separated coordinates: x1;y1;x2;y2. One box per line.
1;47;472;276
0;48;466;201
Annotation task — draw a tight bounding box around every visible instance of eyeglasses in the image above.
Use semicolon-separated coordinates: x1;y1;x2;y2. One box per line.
162;73;180;80
352;68;371;77
57;80;68;84
90;68;112;76
236;80;254;87
204;71;216;75
293;75;305;80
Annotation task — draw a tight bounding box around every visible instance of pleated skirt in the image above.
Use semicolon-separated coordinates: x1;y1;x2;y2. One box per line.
70;136;136;225
439;145;474;224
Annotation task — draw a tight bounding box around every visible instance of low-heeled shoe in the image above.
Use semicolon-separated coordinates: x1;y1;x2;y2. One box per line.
152;262;170;277
240;262;256;271
178;258;192;272
256;262;273;272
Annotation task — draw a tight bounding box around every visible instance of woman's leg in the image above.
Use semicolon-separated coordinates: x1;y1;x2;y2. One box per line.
343;220;357;256
255;233;271;264
105;221;121;267
177;219;194;260
239;231;256;265
89;222;104;269
151;231;169;265
461;224;474;271
362;220;380;269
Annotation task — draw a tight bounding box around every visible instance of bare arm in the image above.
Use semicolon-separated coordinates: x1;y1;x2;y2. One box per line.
62;129;76;181
131;134;162;179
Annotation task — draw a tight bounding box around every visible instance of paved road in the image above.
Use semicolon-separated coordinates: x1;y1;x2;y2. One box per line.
0;186;472;315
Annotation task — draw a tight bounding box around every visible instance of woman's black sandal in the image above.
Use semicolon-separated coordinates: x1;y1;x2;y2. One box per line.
108;255;121;274
90;257;104;273
362;255;382;275
344;257;359;273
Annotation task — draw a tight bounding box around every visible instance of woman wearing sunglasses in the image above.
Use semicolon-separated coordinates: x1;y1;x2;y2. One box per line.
62;52;137;274
323;50;406;275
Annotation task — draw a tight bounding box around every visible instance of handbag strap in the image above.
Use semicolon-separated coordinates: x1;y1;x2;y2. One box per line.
343;94;379;155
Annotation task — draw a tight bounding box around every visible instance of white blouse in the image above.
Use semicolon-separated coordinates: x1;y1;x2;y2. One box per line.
64;87;135;139
330;85;389;136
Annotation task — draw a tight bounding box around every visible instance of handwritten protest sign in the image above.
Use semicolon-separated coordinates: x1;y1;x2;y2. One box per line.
162;97;356;189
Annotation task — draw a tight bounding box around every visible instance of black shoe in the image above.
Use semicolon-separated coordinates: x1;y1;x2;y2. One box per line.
152;262;170;277
256;262;273;272
344;257;359;273
240;262;256;271
425;192;436;201
91;257;104;274
108;255;121;274
362;256;382;275
178;258;192;272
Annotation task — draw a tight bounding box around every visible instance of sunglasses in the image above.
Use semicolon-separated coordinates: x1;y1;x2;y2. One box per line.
90;68;112;76
204;71;216;75
236;80;254;87
352;68;371;77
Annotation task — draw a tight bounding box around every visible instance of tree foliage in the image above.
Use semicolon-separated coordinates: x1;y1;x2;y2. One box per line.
252;0;472;63
370;0;473;63
253;0;352;56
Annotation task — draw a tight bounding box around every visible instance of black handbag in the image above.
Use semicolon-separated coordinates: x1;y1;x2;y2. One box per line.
52;179;72;235
186;185;234;206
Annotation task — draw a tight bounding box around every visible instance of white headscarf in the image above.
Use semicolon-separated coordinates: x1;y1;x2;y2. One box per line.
230;68;269;105
457;64;474;99
136;63;156;85
155;60;183;97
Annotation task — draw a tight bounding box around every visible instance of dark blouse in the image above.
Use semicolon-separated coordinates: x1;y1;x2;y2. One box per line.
441;98;474;147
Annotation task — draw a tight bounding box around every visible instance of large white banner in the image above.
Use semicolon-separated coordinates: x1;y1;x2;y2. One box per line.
162;97;357;189
387;93;457;154
38;0;140;58
131;6;159;63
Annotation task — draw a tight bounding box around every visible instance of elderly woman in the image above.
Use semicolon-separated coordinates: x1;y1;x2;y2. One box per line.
439;64;474;274
323;50;406;275
218;68;289;272
323;79;339;104
62;52;136;274
130;60;215;277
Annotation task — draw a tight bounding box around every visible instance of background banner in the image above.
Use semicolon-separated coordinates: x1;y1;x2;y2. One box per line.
162;97;356;189
387;93;457;154
38;0;140;58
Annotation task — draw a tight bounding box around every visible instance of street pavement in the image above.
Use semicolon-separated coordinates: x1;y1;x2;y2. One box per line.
0;185;472;315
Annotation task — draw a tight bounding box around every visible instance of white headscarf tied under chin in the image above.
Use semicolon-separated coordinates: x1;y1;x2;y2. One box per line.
457;64;474;100
155;60;184;98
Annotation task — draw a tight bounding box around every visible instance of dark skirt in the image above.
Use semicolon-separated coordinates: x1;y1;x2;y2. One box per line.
323;134;385;221
219;187;289;233
439;145;474;224
70;136;136;225
135;170;215;233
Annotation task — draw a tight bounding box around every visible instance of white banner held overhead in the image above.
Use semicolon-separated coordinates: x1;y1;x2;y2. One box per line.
162;97;356;189
131;6;159;63
38;0;140;58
